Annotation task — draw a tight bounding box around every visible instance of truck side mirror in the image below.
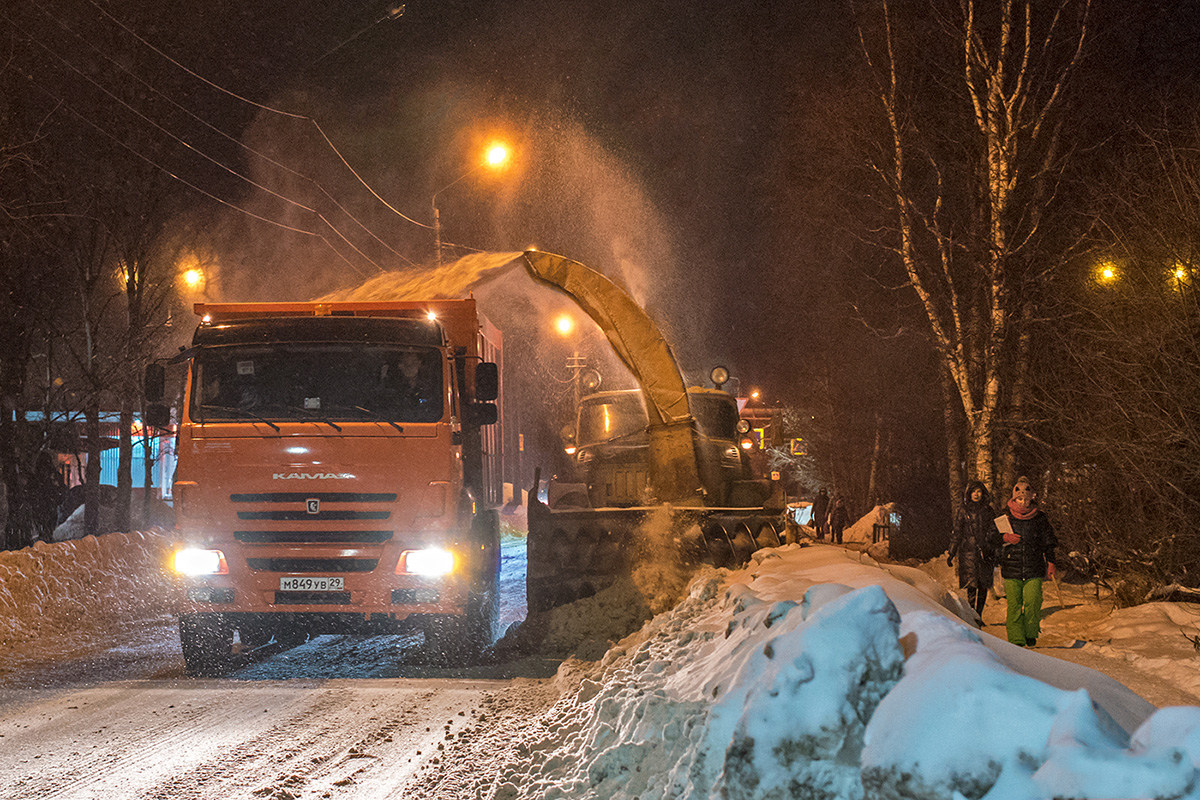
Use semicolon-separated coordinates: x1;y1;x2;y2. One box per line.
475;362;499;402
146;403;171;429
145;363;166;403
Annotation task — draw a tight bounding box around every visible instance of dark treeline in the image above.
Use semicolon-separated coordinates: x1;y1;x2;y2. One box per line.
766;0;1200;601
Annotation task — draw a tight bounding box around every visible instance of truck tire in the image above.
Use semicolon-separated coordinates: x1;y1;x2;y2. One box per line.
422;586;498;664
179;613;234;677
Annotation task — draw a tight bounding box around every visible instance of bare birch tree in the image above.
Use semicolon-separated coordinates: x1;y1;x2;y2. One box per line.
857;0;1089;497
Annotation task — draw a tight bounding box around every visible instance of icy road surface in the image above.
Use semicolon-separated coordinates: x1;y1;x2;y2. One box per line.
0;532;569;799
0;676;561;800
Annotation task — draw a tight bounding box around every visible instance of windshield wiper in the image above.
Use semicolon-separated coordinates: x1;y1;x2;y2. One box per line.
197;405;281;432
321;403;404;432
282;406;343;432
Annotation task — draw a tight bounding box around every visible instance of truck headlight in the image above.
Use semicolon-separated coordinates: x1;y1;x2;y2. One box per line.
173;548;229;575
397;548;455;576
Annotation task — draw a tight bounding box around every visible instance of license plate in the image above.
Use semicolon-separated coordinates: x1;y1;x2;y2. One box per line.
280;576;344;591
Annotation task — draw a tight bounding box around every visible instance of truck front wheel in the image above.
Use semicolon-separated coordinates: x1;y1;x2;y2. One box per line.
179;613;234;676
421;588;498;664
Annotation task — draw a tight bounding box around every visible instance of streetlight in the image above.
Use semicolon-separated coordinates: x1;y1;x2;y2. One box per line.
554;314;586;409
432;141;511;266
1094;260;1119;285
183;268;204;289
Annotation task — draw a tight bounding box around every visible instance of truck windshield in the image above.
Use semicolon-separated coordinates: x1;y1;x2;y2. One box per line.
576;392;740;444
189;345;444;424
577;395;648;446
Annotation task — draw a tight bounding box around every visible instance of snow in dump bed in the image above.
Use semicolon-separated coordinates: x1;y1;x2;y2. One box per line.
489;544;1200;800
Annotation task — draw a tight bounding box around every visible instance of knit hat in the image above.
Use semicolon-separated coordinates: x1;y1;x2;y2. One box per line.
1012;476;1035;504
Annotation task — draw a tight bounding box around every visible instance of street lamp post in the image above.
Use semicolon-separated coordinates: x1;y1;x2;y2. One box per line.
431;143;511;266
554;313;584;408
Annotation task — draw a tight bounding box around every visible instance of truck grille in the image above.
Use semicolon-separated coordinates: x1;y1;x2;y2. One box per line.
237;510;389;521
246;558;379;572
230;492;394;521
234;530;393;544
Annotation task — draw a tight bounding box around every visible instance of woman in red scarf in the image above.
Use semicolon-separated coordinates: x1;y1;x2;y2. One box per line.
998;476;1057;646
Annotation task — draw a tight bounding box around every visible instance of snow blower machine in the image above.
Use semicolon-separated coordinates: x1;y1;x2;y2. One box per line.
518;251;787;612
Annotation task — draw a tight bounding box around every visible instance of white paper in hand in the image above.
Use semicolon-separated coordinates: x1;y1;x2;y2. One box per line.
994;515;1014;536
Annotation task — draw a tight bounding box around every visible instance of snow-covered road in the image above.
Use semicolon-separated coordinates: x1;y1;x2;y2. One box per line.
0;675;558;800
6;524;1200;799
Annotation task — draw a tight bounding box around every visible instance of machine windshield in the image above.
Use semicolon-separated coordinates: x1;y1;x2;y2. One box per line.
576;391;740;445
577;394;648;446
189;345;444;424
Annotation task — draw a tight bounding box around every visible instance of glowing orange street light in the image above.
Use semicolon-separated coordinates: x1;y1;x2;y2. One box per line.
1094;261;1119;285
555;314;575;336
432;140;513;266
750;388;762;401
485;143;510;168
183;268;204;288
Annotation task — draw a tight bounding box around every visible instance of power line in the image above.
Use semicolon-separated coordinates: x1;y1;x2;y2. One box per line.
74;0;435;232
24;0;422;267
14;68;375;278
6;3;423;275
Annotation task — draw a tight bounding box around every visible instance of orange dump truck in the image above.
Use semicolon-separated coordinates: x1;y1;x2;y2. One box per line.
145;300;502;675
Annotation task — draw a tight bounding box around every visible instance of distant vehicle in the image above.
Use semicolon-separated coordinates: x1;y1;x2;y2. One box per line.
146;300;502;675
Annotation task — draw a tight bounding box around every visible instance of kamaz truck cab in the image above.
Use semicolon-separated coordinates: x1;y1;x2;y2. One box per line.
147;300;502;675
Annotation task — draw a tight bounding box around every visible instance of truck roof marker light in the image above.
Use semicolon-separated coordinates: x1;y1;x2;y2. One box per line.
397;548;455;576
173;548;229;576
201;314;212;324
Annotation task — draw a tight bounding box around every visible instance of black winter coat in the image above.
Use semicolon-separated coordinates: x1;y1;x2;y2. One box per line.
951;499;998;588
998;508;1057;581
811;493;830;526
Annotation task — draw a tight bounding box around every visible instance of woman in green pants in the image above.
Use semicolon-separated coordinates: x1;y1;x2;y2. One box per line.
998;477;1057;647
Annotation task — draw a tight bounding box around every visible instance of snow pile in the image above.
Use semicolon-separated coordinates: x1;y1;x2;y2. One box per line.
1092;602;1200;700
535;577;656;659
0;531;178;648
487;544;1200;800
53;497;174;542
842;502;899;546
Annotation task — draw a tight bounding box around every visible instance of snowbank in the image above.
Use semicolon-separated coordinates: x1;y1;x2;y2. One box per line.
0;530;178;650
842;502;899;545
487;544;1198;800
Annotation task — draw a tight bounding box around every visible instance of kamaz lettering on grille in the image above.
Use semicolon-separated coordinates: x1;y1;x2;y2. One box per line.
272;473;355;480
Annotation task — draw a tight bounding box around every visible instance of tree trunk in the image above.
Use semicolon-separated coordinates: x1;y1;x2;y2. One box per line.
866;412;883;511
142;408;155;528
84;403;103;538
0;397;19;551
939;366;964;509
1000;301;1033;487
117;404;133;532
